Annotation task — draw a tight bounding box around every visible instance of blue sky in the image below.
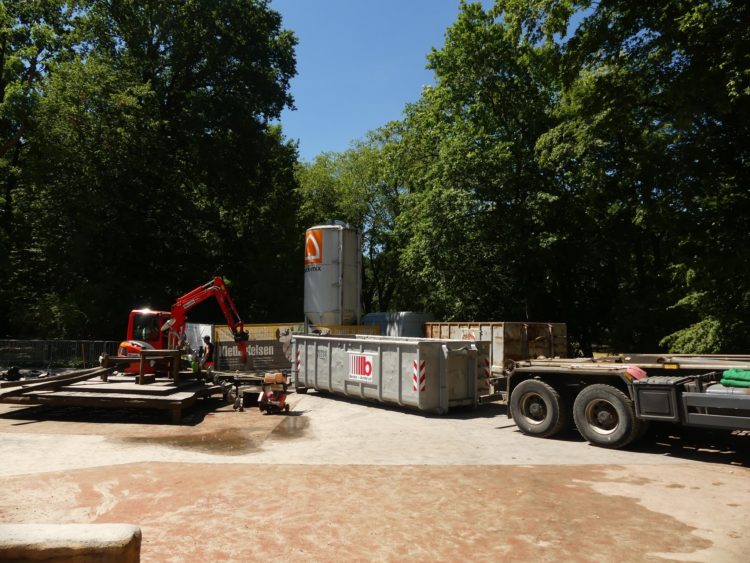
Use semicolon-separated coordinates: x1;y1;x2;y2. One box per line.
271;0;478;162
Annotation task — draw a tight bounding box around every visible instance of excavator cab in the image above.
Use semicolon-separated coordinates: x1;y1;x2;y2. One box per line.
126;309;170;349
118;310;171;373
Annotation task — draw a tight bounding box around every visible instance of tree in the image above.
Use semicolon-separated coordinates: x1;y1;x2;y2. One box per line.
0;0;79;336
523;0;750;352
388;2;570;328
2;0;301;338
300;0;749;356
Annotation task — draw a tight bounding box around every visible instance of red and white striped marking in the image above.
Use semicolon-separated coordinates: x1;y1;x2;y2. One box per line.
413;360;426;392
483;358;491;390
295;349;301;371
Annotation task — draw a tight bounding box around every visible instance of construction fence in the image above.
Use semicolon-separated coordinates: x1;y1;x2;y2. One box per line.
212;323;381;372
0;340;120;369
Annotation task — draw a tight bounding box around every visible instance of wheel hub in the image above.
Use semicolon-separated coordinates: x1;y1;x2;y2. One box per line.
586;399;618;435
529;403;544;417
596;410;615;427
521;394;547;424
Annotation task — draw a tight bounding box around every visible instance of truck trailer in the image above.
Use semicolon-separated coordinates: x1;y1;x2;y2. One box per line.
293;326;750;449
505;354;750;448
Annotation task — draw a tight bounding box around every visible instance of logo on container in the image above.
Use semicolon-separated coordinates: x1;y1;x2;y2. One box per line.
305;230;323;265
349;353;375;382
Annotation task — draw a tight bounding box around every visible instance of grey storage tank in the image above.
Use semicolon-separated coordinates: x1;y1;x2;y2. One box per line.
304;222;362;326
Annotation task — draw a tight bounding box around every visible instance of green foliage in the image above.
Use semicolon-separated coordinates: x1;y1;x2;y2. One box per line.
396;0;749;353
2;0;747;357
388;1;564;324
659;317;725;355
1;0;300;338
297;0;749;355
540;0;750;352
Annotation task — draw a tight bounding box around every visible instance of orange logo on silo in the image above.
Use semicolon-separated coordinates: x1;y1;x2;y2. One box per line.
305;230;323;265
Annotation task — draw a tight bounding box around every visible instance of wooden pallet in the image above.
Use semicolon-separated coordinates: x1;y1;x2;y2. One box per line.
0;368;222;423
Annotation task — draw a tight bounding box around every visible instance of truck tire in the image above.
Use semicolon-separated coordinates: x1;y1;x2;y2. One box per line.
573;384;641;449
510;379;570;438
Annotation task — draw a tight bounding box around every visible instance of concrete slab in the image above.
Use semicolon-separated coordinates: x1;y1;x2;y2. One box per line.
0;393;748;561
0;523;140;562
0;463;747;562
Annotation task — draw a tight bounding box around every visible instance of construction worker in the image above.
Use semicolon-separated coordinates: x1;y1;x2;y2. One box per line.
201;335;215;370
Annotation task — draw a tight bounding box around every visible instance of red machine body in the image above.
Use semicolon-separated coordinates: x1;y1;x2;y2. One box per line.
118;277;249;372
258;389;290;414
258;373;290;414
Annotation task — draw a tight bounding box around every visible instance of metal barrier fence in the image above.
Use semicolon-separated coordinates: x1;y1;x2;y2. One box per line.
215;340;293;373
0;340;120;369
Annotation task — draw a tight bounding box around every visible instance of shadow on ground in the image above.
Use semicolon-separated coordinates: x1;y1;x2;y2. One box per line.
116;411;310;455
0;400;223;426
519;423;750;467
308;388;509;419
631;424;750;467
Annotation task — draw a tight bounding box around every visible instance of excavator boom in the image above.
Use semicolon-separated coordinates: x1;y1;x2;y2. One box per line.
167;277;245;337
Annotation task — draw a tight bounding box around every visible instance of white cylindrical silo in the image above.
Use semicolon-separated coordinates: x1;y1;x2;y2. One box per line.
304;222;361;326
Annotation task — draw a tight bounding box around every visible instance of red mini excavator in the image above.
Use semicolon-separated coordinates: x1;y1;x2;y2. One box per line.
118;277;249;373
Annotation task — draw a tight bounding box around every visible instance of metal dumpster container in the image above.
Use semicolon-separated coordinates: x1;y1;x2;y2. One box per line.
424;322;567;374
292;334;478;414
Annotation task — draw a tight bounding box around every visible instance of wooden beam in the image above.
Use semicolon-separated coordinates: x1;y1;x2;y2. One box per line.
0;367;112;400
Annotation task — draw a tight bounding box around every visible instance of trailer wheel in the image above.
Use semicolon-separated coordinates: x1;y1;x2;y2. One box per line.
573;384;640;449
510;379;569;438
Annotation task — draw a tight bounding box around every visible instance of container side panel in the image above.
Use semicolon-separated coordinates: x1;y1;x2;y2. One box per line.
552;324;568;358
419;343;442;411
319;325;380;336
526;323;552;359
423;321;568;369
447;352;470;403
491;325;506;372
476;342;492;394
504;323;526;362
330;341;348;394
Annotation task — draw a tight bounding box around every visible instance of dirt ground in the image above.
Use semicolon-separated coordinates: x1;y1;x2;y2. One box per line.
0;393;748;562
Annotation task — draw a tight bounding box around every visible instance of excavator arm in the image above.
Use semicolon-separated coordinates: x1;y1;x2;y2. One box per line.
162;277;249;362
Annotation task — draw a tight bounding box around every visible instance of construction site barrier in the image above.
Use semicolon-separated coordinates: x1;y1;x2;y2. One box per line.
0;340;120;369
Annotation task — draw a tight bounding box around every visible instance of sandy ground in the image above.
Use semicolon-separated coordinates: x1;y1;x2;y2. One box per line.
0;392;748;561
